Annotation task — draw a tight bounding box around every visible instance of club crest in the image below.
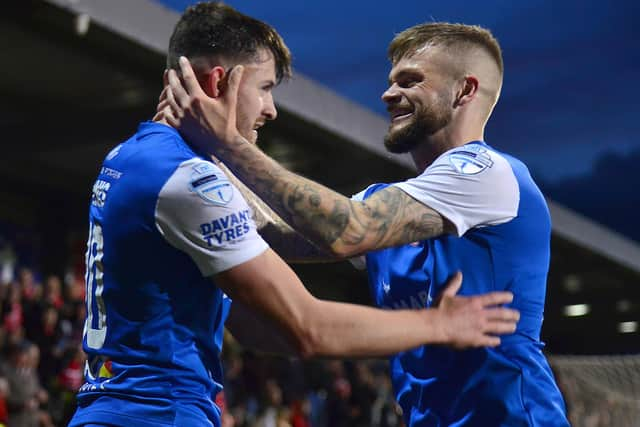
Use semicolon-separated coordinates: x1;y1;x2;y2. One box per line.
189;162;234;205
448;145;494;175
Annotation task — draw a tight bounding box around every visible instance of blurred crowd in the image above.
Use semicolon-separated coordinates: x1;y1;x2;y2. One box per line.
0;262;87;427
0;235;405;427
218;338;404;427
0;232;634;427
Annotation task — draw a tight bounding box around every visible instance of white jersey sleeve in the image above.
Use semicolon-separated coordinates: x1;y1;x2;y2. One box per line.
393;143;519;237
155;158;268;276
346;186;375;270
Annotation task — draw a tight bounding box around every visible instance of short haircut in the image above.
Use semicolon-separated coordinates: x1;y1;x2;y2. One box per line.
167;1;292;83
388;22;503;76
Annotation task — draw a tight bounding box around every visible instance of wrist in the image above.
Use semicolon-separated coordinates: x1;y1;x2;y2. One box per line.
422;309;447;345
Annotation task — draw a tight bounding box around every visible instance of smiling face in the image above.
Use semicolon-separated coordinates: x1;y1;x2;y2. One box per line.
382;47;455;154
235;49;278;144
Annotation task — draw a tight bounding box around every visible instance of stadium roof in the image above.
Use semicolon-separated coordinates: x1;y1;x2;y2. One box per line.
38;0;640;274
1;0;638;354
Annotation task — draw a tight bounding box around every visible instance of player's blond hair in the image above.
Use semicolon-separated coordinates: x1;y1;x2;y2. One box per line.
388;22;503;77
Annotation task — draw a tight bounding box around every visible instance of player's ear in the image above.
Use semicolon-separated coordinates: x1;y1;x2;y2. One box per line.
205;66;226;98
454;76;479;107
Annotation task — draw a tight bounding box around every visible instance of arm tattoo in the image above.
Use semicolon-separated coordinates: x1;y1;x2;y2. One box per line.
216;136;450;257
219;161;336;262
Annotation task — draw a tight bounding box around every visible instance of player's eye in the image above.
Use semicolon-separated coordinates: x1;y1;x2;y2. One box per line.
398;79;418;88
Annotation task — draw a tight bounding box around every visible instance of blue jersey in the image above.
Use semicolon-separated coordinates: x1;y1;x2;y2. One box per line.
359;142;569;426
70;122;267;427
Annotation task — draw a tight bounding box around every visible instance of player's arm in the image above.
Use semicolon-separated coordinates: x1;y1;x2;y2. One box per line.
160;58;453;258
224;297;297;355
216;162;340;263
216;249;519;358
222;153;450;259
153;156;518;357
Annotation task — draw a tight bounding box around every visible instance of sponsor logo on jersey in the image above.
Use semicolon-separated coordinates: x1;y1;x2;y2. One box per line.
200;209;252;246
383;290;430;310
189;162;234;205
100;166;123;179
382;280;391;294
91;179;111;207
98;359;114;379
448;144;494;175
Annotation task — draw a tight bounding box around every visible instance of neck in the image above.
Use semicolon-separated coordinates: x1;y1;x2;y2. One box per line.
409;121;485;172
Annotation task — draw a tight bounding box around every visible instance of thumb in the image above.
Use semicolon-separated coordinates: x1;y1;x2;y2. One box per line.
442;271;462;297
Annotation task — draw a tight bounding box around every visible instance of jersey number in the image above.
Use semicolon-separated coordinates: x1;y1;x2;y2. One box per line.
84;222;107;349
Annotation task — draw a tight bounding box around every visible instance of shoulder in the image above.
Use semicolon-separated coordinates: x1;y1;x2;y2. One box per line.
160;158;234;207
437;142;514;179
393;142;521;236
106;123;201;190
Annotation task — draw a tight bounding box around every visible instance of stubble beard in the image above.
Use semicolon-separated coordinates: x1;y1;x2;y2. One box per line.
383;97;453;154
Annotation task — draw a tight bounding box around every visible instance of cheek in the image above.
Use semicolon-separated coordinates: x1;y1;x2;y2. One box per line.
237;91;261;121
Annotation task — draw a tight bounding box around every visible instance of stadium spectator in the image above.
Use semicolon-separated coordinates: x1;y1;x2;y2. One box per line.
1;340;53;427
0;376;8;426
2;284;23;337
43;275;64;310
289;398;311;427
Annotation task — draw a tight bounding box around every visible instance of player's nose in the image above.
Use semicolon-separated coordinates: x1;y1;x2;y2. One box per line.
264;93;277;120
382;84;401;105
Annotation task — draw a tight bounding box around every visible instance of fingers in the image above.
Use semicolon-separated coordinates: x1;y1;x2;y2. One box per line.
485;318;518;334
153;104;180;128
227;65;245;93
155;85;183;126
223;65;244;107
156;98;170;113
217;65;244;129
168;69;189;108
166;86;182;117
158;85;168;103
477;291;514;307
478;336;501;347
486;307;520;322
441;271;462;297
178;56;202;95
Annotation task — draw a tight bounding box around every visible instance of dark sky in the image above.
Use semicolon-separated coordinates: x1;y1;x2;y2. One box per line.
157;0;640;241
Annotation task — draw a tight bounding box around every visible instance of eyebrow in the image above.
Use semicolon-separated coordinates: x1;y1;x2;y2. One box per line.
388;68;423;86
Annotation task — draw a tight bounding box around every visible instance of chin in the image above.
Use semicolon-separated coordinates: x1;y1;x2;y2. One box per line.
384;123;423;154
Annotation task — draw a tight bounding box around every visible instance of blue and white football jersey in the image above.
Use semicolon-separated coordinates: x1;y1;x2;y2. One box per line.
69;122;267;427
357;141;569;426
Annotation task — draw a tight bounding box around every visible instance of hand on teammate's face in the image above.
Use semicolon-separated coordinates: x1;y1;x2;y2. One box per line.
154;56;245;154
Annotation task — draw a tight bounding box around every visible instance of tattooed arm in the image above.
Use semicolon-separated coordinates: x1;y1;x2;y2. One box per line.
161;58;455;258
217;162;338;262
217;139;454;258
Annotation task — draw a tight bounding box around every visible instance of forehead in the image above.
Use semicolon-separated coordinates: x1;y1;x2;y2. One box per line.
241;49;276;81
388;45;451;81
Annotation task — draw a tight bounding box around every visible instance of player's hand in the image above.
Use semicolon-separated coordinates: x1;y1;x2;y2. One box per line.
433;272;519;349
156;56;245;153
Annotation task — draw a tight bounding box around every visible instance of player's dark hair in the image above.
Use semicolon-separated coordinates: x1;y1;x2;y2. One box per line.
167;1;291;83
388;22;503;76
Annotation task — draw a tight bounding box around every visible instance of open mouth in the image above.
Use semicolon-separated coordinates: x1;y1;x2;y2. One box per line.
389;108;413;123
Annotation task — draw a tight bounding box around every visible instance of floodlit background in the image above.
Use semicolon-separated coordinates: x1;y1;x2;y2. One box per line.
0;1;638;426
